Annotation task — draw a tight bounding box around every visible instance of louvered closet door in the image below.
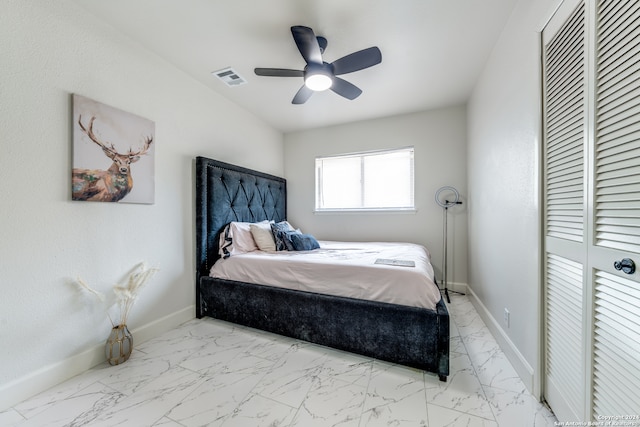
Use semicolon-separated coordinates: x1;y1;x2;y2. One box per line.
543;0;640;421
590;0;640;417
542;0;588;422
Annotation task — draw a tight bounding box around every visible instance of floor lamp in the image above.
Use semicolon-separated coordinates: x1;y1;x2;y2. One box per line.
435;186;464;303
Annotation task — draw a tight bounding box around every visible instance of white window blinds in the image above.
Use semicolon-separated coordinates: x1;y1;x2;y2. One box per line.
315;147;414;211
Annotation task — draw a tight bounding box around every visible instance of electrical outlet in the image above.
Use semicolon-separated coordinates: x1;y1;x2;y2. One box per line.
504;308;510;328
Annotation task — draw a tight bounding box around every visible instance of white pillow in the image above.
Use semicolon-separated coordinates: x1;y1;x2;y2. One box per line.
218;220;271;257
250;223;276;251
228;222;258;254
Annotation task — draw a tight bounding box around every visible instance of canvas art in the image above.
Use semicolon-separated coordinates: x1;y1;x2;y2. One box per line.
72;95;155;204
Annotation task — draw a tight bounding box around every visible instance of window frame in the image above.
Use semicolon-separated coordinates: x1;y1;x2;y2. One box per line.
314;146;416;213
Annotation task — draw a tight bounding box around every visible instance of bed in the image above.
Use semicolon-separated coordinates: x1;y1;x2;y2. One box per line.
195;156;449;381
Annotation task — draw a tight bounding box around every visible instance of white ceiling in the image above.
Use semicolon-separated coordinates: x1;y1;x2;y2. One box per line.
73;0;519;133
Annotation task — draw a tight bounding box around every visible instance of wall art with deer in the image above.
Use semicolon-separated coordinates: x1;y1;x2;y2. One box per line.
72;95;155;204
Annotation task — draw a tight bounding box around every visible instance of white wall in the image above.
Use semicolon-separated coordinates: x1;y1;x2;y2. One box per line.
284;107;468;287
0;0;282;409
467;0;561;395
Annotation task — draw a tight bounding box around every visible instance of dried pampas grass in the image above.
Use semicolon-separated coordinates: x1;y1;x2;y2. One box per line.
76;277;105;302
77;262;159;327
113;262;158;326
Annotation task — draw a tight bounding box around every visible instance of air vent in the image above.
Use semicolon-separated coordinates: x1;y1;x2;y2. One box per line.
212;67;247;87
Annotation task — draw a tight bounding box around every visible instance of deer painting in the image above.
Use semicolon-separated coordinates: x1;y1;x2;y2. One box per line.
72;115;153;202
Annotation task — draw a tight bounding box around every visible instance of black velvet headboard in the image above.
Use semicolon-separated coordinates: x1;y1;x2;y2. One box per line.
195;157;287;308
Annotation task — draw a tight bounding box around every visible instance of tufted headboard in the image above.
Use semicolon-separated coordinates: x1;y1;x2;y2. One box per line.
195;157;287;313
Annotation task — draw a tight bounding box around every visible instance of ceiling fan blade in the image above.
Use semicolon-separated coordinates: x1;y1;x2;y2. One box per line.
330;77;363;100
292;85;314;104
291;26;323;65
254;68;304;77
331;47;382;75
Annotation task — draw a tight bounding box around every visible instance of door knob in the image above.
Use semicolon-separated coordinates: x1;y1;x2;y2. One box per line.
614;258;636;274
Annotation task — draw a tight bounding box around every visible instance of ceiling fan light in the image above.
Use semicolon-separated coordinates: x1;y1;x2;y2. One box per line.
305;73;333;91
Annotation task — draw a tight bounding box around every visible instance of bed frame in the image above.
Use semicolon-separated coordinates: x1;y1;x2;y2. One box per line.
195;156;449;381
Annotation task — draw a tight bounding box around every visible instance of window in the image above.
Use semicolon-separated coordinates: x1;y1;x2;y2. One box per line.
315;147;414;211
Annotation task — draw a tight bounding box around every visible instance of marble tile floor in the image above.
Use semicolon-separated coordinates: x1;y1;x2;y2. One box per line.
1;294;558;426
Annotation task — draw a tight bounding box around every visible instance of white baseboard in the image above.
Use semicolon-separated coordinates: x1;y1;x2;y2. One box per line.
130;305;195;345
465;287;535;393
0;305;195;412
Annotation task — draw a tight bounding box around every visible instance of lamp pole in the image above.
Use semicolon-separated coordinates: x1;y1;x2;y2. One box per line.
435;186;464;303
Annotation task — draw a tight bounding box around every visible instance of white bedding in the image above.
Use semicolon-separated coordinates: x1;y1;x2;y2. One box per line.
209;241;442;310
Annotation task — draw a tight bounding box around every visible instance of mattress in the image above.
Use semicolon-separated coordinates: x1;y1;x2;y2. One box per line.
209;241;442;310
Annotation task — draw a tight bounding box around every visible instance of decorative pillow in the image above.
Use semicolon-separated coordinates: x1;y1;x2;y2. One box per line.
270;221;295;251
250;223;276;251
218;224;233;259
288;233;320;251
218;220;270;257
280;230;301;251
229;222;259;253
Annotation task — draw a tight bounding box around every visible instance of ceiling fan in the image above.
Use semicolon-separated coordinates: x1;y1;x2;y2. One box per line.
255;26;382;104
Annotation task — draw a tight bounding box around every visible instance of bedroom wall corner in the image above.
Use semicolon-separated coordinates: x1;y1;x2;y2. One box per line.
0;0;283;411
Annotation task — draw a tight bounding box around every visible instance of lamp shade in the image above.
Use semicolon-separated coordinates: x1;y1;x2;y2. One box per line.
305;73;332;91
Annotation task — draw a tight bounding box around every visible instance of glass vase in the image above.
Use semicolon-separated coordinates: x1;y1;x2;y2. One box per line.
105;324;133;365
